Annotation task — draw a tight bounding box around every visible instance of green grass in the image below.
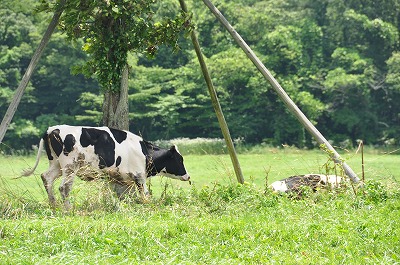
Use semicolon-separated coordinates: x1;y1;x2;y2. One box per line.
0;146;400;264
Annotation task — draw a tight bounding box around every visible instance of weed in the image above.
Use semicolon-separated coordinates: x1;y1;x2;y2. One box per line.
362;180;389;204
319;144;346;177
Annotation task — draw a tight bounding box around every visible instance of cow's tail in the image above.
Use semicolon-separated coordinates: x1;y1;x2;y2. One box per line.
20;138;45;177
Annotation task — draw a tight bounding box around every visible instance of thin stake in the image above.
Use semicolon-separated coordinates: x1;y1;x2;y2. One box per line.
360;140;365;196
178;0;244;184
361;141;365;183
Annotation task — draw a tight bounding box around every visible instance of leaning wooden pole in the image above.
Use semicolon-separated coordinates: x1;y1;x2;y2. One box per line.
0;1;65;143
179;0;245;184
202;0;360;183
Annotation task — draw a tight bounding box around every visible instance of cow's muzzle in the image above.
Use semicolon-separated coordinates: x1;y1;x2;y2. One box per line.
181;174;190;181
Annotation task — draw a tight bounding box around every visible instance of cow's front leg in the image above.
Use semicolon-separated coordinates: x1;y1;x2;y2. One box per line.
142;182;150;197
59;166;75;210
132;174;149;200
111;181;135;200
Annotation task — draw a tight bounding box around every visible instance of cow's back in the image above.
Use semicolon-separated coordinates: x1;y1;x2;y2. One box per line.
44;125;146;177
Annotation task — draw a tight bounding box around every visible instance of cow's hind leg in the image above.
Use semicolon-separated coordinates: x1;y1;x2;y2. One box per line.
41;162;61;208
59;166;75;210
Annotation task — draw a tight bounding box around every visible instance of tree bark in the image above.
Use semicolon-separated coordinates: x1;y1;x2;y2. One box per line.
0;0;65;143
102;64;129;131
179;0;245;184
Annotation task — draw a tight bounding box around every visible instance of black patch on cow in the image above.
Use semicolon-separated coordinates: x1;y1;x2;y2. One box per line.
116;156;122;167
140;140;160;176
80;128;116;168
42;132;53;160
63;134;76;156
140;140;160;156
49;129;63;158
80;128;96;147
110;128;127;144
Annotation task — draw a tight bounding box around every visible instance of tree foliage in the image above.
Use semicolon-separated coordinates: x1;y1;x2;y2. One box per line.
1;0;400;152
41;0;193;93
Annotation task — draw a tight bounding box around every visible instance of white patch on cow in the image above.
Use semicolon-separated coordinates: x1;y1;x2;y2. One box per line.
325;175;343;187
158;167;190;181
270;180;288;192
302;173;343;187
113;131;146;179
174;145;180;154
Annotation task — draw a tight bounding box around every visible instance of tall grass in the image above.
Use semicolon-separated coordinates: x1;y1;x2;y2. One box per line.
0;179;399;264
0;140;399;264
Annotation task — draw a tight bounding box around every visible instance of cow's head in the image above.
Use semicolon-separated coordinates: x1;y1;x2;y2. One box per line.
158;145;190;181
141;140;190;181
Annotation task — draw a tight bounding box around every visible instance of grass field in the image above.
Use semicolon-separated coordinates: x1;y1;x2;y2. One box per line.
1;146;399;264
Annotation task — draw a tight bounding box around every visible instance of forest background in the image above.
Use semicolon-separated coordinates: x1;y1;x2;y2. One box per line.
1;0;400;152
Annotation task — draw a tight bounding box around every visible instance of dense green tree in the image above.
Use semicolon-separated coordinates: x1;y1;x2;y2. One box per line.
1;0;99;151
0;1;44;151
322;49;378;144
1;0;400;151
0;8;35;118
380;52;400;144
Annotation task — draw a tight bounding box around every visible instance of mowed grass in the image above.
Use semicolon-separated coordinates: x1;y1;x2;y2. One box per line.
0;146;400;264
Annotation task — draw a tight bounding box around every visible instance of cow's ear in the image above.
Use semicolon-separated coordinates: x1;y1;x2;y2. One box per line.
168;146;176;157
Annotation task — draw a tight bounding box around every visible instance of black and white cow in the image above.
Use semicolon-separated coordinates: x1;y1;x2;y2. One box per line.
270;174;345;194
22;125;190;208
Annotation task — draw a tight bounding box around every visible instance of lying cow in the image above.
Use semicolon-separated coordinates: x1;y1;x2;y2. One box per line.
22;125;190;208
270;174;345;194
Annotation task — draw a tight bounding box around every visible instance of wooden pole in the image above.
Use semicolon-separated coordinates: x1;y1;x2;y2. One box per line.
202;0;360;183
178;0;245;184
0;1;66;143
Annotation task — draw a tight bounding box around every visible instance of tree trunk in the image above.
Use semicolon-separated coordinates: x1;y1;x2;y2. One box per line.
102;64;129;131
0;0;65;143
